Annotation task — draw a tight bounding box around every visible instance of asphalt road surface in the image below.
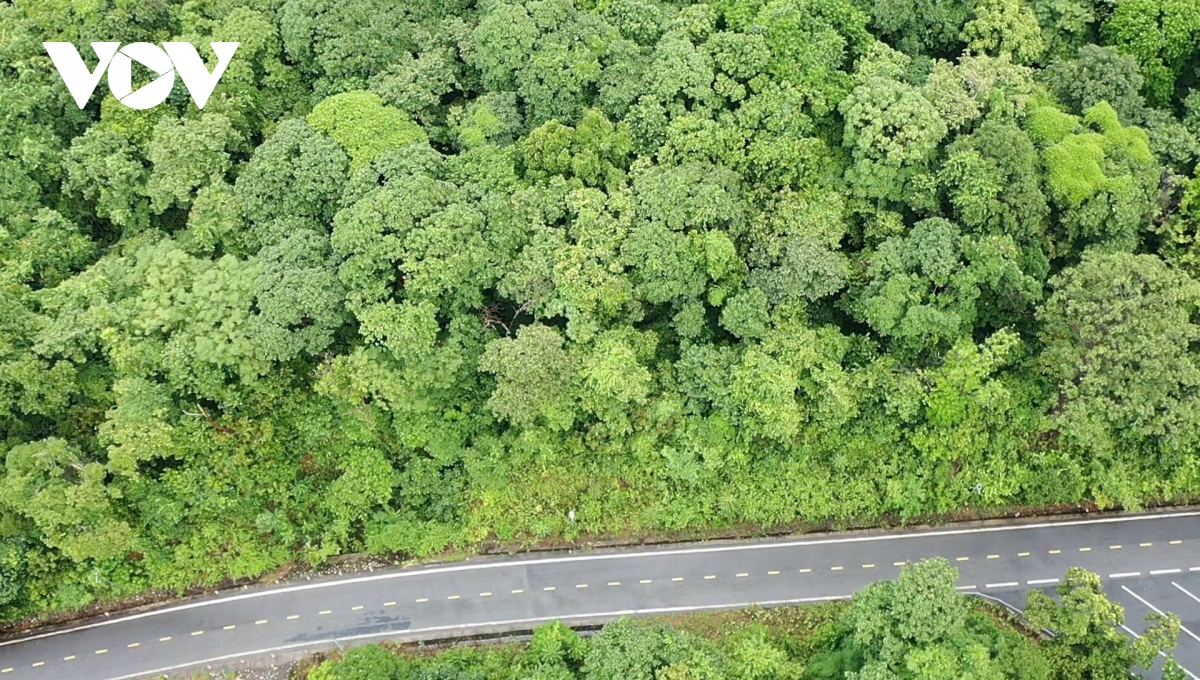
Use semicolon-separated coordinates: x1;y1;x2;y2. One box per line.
4;510;1200;680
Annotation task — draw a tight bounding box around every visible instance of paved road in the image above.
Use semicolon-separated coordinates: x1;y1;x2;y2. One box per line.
3;510;1200;679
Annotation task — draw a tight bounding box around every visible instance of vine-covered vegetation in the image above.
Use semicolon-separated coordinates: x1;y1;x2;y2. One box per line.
302;562;1187;679
4;0;1200;620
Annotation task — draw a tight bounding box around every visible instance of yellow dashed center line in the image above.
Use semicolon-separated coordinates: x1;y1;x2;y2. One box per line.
863;564;875;569
1080;547;1091;552
1141;542;1153;547
1172;540;1183;545
987;555;999;559
1018;552;1030;557
128;642;140;648
480;592;493;597
287;615;300;620
320;609;333;614
704;575;716;579
767;571;780;575
95;649;107;655
383;602;396;607
736;573;749;578
352;605;364;611
577;584;589;588
1;668;11;673
1111;545;1122;550
799;568;812;573
223;624;236;630
608;581;621;586
447;595;461;600
512;589;524;594
416;598;429;603
63;656;75;661
893;561;907;566
31;663;44;668
956;557;969;562
1048;549;1061;554
256;619;269;625
831;566;843;571
191;631;204;636
543;587;555;592
640;579;653;584
159;636;173;641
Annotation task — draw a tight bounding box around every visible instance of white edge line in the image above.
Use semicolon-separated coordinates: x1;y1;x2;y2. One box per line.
99;595;851;680
7;509;1198;648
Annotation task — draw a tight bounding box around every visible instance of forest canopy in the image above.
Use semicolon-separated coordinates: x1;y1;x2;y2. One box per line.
3;0;1200;621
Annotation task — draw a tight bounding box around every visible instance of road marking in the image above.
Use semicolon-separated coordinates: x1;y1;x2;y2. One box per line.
543;587;555;592
640;579;652;584
96;649;108;654
1048;550;1061;554
831;566;843;571
1079;547;1091;552
383;602;395;607
672;577;684;581
224;624;237;629
577;584;589;588
1122;586;1200;644
128;642;140;648
351;606;364;611
480;592;492;597
893;561;907;566
799;568;812;573
256;619;269;624
1141;542;1153;547
320;609;333;614
416;598;429;603
448;595;461;599
987;555;999;559
862;564;874;569
1172;582;1200;605
956;557;969;562
96;594;865;680
512;589;524;594
159;636;172;641
1172;540;1183;545
2;668;11;673
956;585;977;590
15;510;1200;651
1027;578;1059;585
987;582;1018;588
1110;571;1141;578
64;656;75;661
1111;545;1122;549
287;615;300;620
736;573;748;577
1192;567;1200;572
1150;569;1181;575
609;582;621;586
1018;552;1030;557
191;631;204;636
31;662;43;667
704;575;716;580
767;571;779;576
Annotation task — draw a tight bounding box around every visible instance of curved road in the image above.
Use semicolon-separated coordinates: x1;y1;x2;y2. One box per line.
4;510;1200;679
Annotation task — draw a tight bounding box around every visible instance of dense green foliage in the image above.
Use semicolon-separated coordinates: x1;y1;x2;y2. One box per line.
302;562;1185;679
4;0;1200;621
